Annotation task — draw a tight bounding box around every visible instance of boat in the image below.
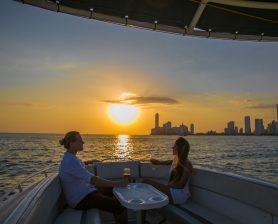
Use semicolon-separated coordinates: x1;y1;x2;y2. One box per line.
1;1;278;223
0;161;277;224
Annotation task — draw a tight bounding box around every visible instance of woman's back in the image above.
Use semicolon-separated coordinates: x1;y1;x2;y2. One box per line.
169;159;192;204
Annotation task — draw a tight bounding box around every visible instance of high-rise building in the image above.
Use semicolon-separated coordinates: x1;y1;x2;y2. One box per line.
255;119;264;135
267;120;276;135
155;113;159;128
190;124;194;134
244;116;251;135
276;104;278;121
225;121;235;134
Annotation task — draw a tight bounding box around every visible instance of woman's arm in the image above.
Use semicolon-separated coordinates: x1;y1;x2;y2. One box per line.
91;176;128;188
150;158;172;165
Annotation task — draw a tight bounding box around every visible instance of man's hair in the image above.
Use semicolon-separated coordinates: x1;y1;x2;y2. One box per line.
59;131;80;149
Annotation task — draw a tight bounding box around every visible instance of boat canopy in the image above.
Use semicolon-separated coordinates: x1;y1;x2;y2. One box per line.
16;0;278;41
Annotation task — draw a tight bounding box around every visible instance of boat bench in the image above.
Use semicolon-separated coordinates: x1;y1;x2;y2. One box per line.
54;166;101;224
158;167;278;224
54;208;101;224
158;200;238;224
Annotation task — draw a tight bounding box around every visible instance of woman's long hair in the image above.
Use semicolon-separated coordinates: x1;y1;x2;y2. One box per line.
169;137;190;183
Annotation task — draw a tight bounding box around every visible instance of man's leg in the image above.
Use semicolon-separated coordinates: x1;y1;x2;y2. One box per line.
76;191;128;224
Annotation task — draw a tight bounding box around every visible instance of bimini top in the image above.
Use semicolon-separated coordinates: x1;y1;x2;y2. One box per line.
16;0;278;41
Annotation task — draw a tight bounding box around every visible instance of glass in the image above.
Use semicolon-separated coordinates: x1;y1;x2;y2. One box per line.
123;168;131;177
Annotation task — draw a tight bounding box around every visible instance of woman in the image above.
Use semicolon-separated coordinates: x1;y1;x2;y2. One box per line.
59;131;128;224
143;137;192;204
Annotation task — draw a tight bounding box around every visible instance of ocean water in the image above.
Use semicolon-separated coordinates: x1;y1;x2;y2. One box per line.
0;133;278;197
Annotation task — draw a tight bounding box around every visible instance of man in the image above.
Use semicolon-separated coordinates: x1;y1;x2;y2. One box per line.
59;131;128;223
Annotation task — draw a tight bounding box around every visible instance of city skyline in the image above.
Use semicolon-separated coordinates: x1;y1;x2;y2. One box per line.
1;1;278;134
152;104;278;135
152;103;278;135
224;104;278;135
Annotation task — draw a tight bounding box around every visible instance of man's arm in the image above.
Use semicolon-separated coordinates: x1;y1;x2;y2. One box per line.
91;176;128;188
84;159;101;165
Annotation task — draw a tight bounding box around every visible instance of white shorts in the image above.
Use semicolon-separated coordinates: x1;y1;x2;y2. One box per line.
170;187;190;204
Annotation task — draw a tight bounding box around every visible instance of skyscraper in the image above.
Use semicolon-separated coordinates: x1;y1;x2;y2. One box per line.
155;113;159;128
190;124;194;135
244;116;251;135
276;104;278;121
255;119;264;135
225;121;235;134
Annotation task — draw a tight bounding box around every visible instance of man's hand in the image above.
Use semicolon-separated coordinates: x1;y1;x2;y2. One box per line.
91;175;128;188
116;177;129;187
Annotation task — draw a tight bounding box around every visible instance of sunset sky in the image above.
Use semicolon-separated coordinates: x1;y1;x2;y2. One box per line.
0;0;278;134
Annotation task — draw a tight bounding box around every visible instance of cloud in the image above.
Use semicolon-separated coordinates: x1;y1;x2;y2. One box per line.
131;96;178;105
0;101;59;110
245;96;277;109
246;104;275;109
103;96;179;105
0;101;33;106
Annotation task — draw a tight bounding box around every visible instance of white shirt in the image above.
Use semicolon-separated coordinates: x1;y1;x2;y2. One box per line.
59;152;96;208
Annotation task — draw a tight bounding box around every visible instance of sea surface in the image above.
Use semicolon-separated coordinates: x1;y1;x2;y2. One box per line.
0;133;278;198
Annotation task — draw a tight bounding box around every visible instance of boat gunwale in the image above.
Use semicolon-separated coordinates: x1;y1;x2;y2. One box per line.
0;165;58;202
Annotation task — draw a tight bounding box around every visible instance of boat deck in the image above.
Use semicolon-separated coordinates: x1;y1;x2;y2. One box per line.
1;161;277;224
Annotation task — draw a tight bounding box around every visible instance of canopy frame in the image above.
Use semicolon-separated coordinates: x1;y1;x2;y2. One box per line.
16;0;278;41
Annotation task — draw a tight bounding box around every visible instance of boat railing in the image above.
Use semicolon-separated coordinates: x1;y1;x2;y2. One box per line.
100;157;134;162
0;165;59;202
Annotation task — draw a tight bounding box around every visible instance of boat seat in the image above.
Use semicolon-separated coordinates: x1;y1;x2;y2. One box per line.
95;161;140;180
157;203;203;224
139;162;170;184
54;208;101;224
158;200;239;224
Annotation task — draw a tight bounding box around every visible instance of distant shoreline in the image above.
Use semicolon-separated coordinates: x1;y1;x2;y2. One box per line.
194;133;278;136
0;132;277;137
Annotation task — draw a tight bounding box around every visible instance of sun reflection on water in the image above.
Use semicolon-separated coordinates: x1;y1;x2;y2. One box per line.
114;134;133;159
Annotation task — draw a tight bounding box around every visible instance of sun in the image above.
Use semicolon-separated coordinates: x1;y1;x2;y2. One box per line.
107;104;140;125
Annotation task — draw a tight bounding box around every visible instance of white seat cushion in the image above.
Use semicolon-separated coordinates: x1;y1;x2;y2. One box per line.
54;208;101;224
54;208;82;224
86;209;101;224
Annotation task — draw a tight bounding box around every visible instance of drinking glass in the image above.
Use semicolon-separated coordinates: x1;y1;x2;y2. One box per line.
123;168;131;177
